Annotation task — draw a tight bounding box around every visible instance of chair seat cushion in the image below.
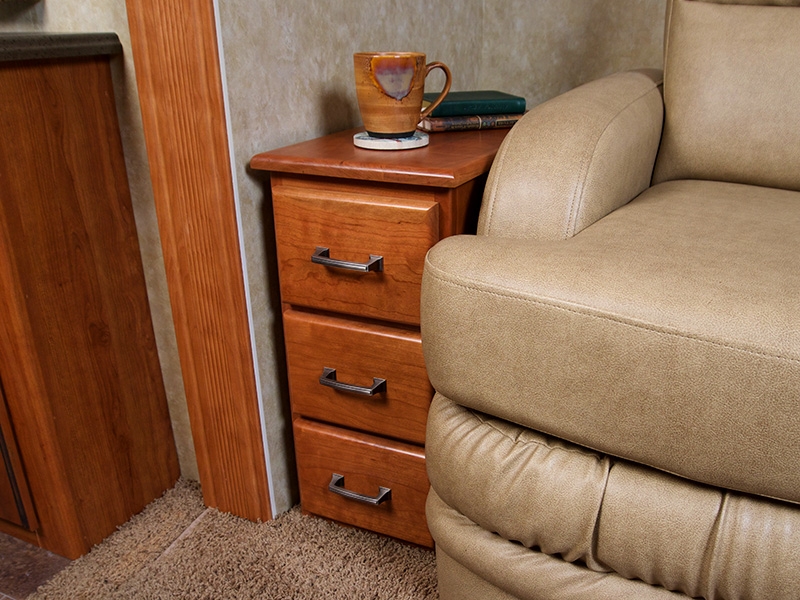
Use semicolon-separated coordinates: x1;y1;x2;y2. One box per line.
421;179;800;503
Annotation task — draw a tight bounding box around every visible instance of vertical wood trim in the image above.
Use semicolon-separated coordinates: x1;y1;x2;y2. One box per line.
125;0;272;521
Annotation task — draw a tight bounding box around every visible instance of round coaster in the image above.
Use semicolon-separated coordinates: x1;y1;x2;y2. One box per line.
353;131;429;150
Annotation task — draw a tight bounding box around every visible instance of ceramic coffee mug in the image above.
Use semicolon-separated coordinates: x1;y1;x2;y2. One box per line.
354;51;452;138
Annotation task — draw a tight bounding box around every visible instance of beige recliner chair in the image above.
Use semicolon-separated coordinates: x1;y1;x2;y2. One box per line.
420;1;800;598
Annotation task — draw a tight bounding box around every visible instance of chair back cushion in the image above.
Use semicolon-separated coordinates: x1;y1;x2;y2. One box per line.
653;0;800;191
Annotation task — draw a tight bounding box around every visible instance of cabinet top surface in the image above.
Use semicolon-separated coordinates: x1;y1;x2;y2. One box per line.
0;33;122;63
250;127;509;188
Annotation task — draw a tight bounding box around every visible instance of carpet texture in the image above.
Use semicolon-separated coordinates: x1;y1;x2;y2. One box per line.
28;479;438;599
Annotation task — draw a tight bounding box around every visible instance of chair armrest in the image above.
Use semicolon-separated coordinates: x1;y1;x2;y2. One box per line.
479;69;664;240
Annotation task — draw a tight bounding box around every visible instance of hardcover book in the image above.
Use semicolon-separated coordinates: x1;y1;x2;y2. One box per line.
418;112;525;133
422;90;526;117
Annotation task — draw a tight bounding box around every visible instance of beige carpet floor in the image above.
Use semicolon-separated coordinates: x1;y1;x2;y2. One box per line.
28;479;438;599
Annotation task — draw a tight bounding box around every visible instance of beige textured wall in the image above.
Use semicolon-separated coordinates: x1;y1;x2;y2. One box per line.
0;0;198;480
481;0;666;105
220;0;666;513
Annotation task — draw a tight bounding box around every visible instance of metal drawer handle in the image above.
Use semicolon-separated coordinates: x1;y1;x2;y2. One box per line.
328;473;392;505
311;247;384;272
319;367;386;396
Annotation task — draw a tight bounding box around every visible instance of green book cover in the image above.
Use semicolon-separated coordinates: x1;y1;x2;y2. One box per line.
423;90;526;117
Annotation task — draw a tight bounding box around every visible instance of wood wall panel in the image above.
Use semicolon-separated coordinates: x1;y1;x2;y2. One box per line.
125;0;272;520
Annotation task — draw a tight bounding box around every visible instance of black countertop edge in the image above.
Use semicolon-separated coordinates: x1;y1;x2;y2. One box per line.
0;32;122;63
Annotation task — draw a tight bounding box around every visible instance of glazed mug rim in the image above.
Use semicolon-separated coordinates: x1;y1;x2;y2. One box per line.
354;51;425;58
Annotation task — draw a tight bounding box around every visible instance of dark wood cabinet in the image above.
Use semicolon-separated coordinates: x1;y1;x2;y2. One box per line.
0;33;179;558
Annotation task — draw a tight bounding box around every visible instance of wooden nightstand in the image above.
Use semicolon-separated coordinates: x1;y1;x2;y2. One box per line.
251;127;509;547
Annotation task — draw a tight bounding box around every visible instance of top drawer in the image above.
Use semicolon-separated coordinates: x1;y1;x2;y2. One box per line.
272;176;440;325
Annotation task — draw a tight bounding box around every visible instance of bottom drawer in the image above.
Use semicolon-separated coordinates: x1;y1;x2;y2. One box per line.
294;417;432;547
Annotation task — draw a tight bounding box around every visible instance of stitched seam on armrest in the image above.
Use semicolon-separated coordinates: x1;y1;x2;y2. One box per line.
565;84;662;239
425;259;800;365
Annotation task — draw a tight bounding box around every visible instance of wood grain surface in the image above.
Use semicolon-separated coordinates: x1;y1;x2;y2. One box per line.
283;308;432;445
0;384;36;531
126;0;272;521
272;177;439;326
294;417;432;548
256;128;507;546
0;55;178;557
251;127;508;188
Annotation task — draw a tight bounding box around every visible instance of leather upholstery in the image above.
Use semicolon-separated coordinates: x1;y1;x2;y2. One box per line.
427;395;800;599
428;491;685;600
479;70;664;241
424;180;800;505
654;0;800;190
421;1;800;598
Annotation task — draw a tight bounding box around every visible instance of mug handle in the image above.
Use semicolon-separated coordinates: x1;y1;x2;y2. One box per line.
419;61;452;121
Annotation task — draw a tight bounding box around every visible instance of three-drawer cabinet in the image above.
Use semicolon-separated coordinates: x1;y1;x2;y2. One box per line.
251;128;508;546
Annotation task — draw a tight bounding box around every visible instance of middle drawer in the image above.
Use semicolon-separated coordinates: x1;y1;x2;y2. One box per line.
284;308;432;445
